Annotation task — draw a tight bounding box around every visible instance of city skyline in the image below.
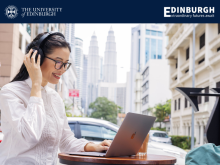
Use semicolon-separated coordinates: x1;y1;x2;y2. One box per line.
75;24;138;83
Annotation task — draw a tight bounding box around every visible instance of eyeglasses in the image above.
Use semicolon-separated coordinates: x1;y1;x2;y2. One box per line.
45;56;71;71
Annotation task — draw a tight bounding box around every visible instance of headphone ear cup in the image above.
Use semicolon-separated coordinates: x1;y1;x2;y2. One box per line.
38;48;44;65
30;48;39;64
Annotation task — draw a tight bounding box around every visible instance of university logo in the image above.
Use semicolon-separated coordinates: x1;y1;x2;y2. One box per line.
5;5;18;19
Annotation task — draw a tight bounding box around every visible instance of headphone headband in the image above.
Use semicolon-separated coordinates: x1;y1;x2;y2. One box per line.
37;31;65;48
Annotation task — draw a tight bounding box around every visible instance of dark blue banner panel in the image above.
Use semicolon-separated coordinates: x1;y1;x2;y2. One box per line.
0;0;219;23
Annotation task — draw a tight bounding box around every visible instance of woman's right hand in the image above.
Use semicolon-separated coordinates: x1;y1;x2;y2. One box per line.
24;49;42;86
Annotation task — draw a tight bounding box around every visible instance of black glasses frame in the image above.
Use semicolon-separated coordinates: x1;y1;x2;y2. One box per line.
45;56;71;71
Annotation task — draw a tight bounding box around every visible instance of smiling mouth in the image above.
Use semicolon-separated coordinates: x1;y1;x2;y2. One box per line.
52;73;61;79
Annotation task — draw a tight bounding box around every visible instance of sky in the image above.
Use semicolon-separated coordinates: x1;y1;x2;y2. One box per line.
75;24;139;83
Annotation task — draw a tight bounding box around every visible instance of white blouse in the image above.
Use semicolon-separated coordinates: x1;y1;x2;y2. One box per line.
0;78;89;165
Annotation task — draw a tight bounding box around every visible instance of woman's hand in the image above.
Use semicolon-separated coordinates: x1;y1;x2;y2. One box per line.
84;140;112;152
24;49;42;86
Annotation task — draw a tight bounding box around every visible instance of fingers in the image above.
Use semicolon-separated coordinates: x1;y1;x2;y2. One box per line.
102;140;112;147
37;54;41;66
101;146;109;151
24;49;33;64
31;50;38;64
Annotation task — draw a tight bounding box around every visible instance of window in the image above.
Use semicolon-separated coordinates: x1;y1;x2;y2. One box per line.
217;81;220;88
142;67;149;80
102;127;117;140
151;31;157;36
205;86;209;102
175;76;177;80
26;24;31;36
145;38;150;64
80;124;116;141
185;69;189;73
176;58;178;68
25;40;29;53
178;98;181;110
19;33;22;49
217;47;220;52
152;133;168;138
138;39;140;72
142;95;149;105
151;39;156;59
157;40;163;59
198;58;205;64
35;25;38;38
158;31;163;37
69;123;75;132
138;30;140;36
146;30;150;35
142;81;149;93
47;23;50;32
200;33;205;49
175;100;177;111
218;24;220;34
186;47;190;60
185;98;188;108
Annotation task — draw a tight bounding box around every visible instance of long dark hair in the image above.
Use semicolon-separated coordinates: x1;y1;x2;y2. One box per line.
11;32;71;82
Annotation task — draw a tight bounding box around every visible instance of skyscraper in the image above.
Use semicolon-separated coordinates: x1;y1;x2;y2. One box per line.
87;32;100;114
99;56;103;81
74;37;84;107
103;27;117;83
82;55;88;115
63;24;76;106
87;32;100;84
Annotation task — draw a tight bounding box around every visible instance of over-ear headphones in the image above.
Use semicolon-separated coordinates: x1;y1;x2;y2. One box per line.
26;31;65;65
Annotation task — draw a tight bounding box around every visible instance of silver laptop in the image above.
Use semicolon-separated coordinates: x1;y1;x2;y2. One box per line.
67;112;156;157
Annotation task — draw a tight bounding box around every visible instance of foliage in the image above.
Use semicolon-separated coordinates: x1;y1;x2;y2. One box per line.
74;115;82;117
152;99;171;128
89;97;122;124
163;99;171;115
150;127;166;131
63;100;73;117
170;136;196;149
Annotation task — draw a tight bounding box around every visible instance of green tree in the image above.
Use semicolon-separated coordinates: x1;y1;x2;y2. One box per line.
163;99;171;115
89;97;122;124
63;100;73;117
153;99;171;128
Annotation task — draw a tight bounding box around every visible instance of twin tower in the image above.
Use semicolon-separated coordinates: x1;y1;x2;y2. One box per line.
87;26;117;84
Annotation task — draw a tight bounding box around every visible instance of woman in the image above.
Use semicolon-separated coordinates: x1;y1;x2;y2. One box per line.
0;32;111;165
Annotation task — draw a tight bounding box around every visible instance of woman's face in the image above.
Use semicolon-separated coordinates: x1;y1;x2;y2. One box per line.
40;47;70;85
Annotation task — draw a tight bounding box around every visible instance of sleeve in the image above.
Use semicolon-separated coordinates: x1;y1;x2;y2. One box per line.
0;88;46;145
59;113;91;152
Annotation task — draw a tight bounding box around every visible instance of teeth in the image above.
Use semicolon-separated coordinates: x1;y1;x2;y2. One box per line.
54;74;61;77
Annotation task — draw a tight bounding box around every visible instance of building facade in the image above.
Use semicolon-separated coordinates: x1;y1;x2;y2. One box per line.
87;32;100;115
103;27;117;83
63;24;79;116
128;24;171;114
98;82;126;112
74;37;84;108
82;54;88;116
99;56;103;81
166;24;220;146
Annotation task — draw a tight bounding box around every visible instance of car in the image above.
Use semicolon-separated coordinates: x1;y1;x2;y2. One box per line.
149;130;172;145
67;117;186;165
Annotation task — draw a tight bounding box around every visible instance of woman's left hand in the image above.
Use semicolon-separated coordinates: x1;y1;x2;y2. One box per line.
84;140;112;152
